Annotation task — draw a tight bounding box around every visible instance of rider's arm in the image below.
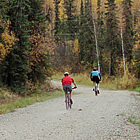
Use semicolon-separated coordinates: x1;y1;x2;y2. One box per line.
99;73;101;81
73;81;77;87
72;78;77;87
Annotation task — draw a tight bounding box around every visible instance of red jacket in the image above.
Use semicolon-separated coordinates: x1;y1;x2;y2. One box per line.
62;76;74;86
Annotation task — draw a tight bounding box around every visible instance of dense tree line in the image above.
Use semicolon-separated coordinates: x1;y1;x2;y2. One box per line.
53;0;139;77
0;0;52;94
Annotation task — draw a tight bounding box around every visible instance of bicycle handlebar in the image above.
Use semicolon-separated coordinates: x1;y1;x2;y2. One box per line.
72;86;77;89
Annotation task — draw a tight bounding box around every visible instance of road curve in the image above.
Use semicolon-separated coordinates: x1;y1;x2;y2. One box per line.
0;80;139;140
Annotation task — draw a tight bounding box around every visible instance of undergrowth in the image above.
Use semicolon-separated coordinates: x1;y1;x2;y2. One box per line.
0;81;63;114
52;72;140;91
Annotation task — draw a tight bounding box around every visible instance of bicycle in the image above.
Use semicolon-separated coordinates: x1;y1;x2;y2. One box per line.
65;86;77;110
94;83;99;96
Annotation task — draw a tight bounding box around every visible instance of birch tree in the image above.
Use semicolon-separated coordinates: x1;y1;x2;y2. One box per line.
120;4;126;73
90;0;100;72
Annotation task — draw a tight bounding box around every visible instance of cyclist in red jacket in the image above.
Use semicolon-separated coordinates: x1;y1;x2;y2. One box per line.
62;72;77;104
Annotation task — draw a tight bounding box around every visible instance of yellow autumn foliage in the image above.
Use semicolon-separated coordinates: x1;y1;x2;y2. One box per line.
116;66;140;89
73;37;80;54
0;20;18;62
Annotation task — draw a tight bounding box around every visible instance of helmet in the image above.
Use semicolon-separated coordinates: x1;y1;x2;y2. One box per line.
64;72;69;76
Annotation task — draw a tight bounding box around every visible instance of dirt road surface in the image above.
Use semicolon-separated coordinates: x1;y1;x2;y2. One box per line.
0;80;139;140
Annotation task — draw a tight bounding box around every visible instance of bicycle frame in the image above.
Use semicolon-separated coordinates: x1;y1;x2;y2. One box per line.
65;86;77;110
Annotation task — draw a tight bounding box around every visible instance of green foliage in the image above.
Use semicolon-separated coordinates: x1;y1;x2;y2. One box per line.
96;0;106;74
27;0;51;85
133;47;140;78
0;0;8;20
0;0;52;94
104;0;121;75
134;87;140;92
122;0;134;62
78;0;95;66
54;0;61;37
0;0;31;93
63;0;78;40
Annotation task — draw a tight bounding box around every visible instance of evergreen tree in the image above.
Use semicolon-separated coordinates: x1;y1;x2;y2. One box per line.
0;0;31;93
78;0;95;66
0;0;8;39
78;0;85;63
63;0;78;40
96;0;105;73
105;0;121;75
0;0;49;93
122;0;134;62
27;0;51;85
0;1;7;19
54;0;61;38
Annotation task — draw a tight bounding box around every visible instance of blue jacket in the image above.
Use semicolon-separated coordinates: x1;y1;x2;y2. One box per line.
90;70;101;80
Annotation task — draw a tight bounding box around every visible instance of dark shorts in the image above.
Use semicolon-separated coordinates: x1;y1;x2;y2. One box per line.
63;85;72;93
91;76;100;84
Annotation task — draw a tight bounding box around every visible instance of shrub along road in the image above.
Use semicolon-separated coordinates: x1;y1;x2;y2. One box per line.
0;80;139;140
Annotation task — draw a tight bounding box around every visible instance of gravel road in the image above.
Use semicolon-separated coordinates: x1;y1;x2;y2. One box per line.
0;80;140;140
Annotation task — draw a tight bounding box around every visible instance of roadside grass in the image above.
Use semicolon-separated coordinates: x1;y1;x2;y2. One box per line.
52;72;93;86
134;87;140;93
0;86;64;115
128;116;140;130
52;72;140;91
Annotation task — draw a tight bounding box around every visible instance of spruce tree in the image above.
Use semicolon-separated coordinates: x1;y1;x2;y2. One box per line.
0;1;8;38
0;0;31;93
27;0;50;85
54;0;61;39
78;0;95;66
96;0;106;74
63;0;78;40
105;0;121;75
0;0;49;93
122;0;134;62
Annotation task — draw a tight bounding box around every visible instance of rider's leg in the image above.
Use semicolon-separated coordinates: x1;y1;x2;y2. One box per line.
96;83;99;88
97;78;100;92
93;81;96;91
70;92;72;99
96;83;100;93
70;92;73;104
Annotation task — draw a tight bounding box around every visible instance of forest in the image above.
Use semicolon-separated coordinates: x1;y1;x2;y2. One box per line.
0;0;139;94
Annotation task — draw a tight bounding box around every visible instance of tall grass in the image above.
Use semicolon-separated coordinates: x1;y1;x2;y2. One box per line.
0;81;64;115
52;72;140;92
52;72;92;86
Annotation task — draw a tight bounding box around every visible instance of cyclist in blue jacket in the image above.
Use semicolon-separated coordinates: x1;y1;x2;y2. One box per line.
90;69;101;93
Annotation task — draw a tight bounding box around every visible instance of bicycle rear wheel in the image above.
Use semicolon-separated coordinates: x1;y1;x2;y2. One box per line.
66;94;69;110
95;85;98;96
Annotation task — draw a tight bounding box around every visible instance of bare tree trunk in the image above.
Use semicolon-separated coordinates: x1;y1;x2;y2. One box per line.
109;51;111;76
92;18;100;72
91;2;100;72
120;5;126;73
